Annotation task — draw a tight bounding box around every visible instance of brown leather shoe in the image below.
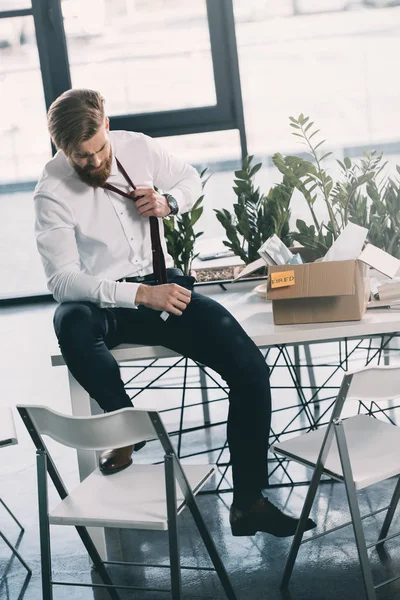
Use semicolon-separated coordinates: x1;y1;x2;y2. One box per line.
99;441;146;475
230;497;317;537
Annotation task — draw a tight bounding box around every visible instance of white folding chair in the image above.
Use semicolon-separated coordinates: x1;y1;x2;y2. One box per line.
17;404;238;600
271;365;400;600
0;407;31;575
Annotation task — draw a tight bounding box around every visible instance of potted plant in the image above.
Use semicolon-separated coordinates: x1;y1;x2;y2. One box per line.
214;155;293;275
273;114;400;258
163;168;209;275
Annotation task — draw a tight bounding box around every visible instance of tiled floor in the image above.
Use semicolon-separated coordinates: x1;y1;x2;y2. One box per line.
1;300;400;600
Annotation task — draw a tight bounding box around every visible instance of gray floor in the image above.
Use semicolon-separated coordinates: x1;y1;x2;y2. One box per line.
1;299;400;600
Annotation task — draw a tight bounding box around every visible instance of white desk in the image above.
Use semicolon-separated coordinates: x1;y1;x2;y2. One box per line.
51;280;400;557
52;280;400;366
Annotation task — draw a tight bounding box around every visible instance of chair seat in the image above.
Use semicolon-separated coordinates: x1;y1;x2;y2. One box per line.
49;463;215;530
272;414;400;490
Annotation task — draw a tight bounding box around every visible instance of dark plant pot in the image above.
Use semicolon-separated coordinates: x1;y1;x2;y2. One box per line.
191;264;268;284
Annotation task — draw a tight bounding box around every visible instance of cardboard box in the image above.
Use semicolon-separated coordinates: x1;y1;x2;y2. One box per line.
267;260;370;325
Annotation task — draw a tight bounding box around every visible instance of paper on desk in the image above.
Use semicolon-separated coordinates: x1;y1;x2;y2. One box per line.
359;244;400;278
233;257;265;281
367;298;400;309
322;222;368;262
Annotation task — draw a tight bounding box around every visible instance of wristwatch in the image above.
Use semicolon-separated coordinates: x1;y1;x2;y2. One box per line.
163;193;179;216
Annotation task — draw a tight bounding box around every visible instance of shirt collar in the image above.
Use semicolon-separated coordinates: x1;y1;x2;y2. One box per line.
109;141;119;178
59;150;76;176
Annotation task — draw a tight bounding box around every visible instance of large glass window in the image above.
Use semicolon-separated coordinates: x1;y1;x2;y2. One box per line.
234;0;400;156
0;8;49;298
63;0;217;116
159;128;241;243
0;1;31;9
0;15;50;185
233;0;400;227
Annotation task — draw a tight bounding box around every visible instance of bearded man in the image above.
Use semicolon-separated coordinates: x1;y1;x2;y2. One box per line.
34;88;315;539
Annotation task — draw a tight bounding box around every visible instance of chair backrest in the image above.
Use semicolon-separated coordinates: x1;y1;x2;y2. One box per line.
0;407;17;447
16;405;158;451
346;365;400;403
326;365;400;427
18;404;196;514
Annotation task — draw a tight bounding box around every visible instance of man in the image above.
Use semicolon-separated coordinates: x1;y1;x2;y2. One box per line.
34;88;315;538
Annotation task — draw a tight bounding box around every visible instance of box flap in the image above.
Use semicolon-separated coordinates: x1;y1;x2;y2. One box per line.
358;244;400;279
267;260;357;300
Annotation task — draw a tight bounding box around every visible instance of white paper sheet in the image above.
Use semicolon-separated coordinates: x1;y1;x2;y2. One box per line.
258;234;293;265
233;257;266;281
322;222;368;262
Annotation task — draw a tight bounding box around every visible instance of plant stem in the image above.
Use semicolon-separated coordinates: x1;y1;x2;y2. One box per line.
301;123;339;237
305;188;322;232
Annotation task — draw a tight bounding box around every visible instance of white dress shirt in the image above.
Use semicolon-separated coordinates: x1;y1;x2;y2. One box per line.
34;130;201;309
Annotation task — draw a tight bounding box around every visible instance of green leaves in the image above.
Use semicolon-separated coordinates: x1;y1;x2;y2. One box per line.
215;156;293;265
285;116;400;258
168;115;400;272
163;170;208;274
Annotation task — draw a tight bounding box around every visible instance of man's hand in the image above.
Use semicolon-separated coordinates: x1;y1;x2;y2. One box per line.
135;284;191;316
133;187;170;218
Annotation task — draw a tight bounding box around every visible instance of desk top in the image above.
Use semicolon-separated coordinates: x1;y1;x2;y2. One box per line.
51;280;400;366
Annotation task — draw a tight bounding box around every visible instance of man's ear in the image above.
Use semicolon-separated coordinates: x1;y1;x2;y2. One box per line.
105;117;110;132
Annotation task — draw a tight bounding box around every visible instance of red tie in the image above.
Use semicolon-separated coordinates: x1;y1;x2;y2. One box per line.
103;158;168;284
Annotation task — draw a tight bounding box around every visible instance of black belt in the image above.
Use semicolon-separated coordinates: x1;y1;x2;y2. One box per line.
118;268;183;283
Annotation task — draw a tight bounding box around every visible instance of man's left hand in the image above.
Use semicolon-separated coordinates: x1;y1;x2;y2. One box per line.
133;188;170;218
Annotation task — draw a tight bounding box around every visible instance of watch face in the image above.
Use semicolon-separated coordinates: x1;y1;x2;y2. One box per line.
166;194;179;215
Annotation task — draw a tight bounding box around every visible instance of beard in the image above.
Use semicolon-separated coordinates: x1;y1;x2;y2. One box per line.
72;148;113;188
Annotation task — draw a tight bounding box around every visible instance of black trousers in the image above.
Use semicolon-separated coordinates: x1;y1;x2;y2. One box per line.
53;289;272;508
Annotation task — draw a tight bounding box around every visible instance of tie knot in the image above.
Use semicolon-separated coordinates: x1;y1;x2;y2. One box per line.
128;190;136;200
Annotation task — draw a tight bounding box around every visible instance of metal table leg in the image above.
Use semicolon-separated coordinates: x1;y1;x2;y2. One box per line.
68;371;107;561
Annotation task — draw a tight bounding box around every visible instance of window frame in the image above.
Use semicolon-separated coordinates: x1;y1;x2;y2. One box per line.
31;0;247;156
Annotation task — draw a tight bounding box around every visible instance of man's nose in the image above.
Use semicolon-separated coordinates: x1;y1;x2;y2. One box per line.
89;155;102;168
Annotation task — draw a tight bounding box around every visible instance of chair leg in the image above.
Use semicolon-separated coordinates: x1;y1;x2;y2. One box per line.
154;415;237;600
0;530;31;574
280;461;323;588
76;526;121;600
36;451;53;600
0;497;24;531
343;482;376;600
37;452;120;600
335;423;376;600
165;454;182;600
378;476;400;542
187;496;238;600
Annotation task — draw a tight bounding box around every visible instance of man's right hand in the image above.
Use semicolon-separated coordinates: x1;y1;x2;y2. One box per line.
135;284;191;316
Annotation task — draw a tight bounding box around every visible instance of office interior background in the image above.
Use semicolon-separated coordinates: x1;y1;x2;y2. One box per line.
2;1;400;600
2;0;400;301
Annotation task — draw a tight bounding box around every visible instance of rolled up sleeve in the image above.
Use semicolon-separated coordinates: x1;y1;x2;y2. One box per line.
145;135;202;214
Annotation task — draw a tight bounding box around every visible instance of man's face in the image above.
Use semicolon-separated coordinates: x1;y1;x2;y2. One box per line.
69;119;112;188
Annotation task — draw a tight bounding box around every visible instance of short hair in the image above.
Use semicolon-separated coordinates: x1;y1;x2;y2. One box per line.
47;89;105;156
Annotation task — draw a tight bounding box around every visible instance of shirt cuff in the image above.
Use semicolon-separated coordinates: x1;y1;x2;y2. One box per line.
115;281;141;308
